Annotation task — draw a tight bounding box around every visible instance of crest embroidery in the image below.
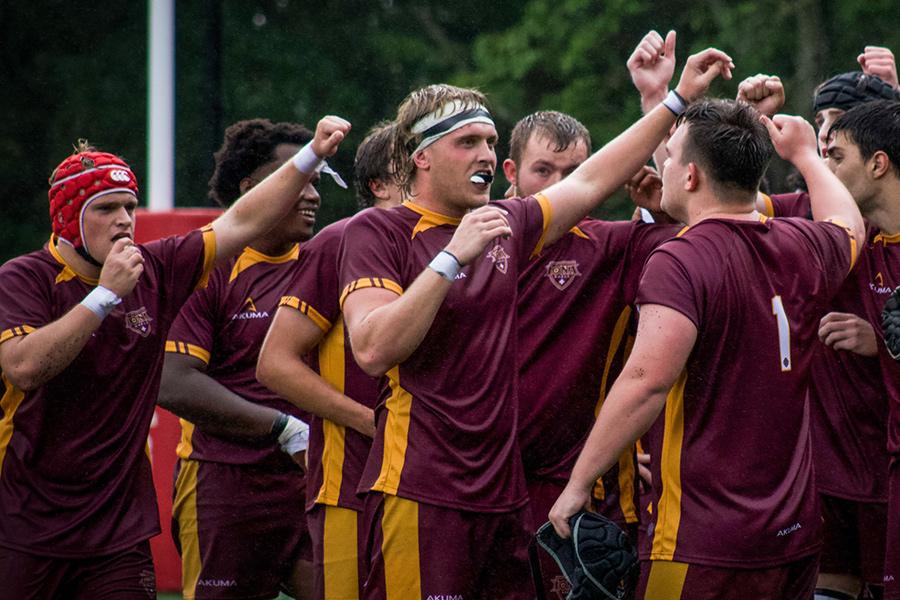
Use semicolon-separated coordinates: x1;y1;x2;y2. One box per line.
546;260;581;291
125;307;153;337
486;245;510;274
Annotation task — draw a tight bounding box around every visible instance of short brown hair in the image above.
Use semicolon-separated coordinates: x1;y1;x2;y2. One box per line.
508;111;592;166
354;121;396;209
391;84;490;198
678;100;773;199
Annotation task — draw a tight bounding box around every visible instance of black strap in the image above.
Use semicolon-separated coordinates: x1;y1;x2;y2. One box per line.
529;539;548;600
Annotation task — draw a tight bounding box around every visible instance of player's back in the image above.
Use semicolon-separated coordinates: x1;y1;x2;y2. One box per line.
637;215;853;567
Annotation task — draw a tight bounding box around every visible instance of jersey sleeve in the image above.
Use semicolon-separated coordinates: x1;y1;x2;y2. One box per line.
280;232;340;333
622;223;684;304
0;259;53;345
635;240;704;329
142;226;217;310
339;211;406;308
763;192;812;219
164;271;219;366
797;219;857;297
493;194;552;263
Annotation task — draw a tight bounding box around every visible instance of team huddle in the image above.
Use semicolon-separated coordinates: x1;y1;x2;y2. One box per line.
0;28;899;600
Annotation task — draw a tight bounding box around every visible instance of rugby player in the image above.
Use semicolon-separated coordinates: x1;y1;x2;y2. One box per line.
821;100;900;600
256;122;401;600
158;119;322;600
550;101;864;599
338;47;732;599
0;115;349;599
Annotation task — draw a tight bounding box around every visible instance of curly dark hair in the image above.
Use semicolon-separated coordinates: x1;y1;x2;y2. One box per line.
208;118;313;206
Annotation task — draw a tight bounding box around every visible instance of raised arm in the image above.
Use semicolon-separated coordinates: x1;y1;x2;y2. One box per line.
761;114;865;246
549;303;697;538
541;47;733;245
257;307;376;437
211;116;350;265
627;30;678;173
342;206;511;376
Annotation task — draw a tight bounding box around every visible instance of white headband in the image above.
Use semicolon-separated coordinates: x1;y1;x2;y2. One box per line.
410;101;494;155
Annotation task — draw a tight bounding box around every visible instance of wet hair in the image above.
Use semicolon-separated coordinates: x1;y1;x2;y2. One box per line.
508;111;592;166
829;99;900;177
391;84;490;198
677;99;773;198
208;118;313;206
354;121;397;209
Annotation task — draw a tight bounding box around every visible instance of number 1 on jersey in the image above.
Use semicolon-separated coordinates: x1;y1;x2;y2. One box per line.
771;295;792;371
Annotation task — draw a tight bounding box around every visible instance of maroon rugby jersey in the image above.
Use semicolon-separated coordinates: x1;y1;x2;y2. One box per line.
636;215;854;567
279;217;380;512
766;196;889;501
0;230;215;557
339;196;550;512
166;244;308;469
517;219;678;523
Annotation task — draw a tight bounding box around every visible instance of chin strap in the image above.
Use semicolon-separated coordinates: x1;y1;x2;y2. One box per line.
76;245;104;268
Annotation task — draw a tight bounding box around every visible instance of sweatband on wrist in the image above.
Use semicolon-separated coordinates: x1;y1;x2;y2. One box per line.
662;89;688;116
428;250;462;282
270;412;289;439
80;285;122;320
278;415;310;455
290;142;324;175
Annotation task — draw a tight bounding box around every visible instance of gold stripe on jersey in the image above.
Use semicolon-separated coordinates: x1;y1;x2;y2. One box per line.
382;494;422;598
403;201;462;240
372;368;412;495
176;419;196;460
340;278;404;309
530;193;553;258
0;375;25;477
172;458;202;598
818;218;860;272
227;243;299;284
0;325;35;345
195;226;218;290
279;296;332;333
315;320;349;505
651;371;687;561
570;225;590;240
47;235;100;285
617;449;638;524
875;230;900;245
164;340;212;365
323;505;360;599
644;560;688;599
760;193;775;218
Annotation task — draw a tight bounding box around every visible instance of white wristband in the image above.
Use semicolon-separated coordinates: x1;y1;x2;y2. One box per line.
278;415;310;454
290;142;324;175
662;89;688;116
80;285;122;320
428;250;462;282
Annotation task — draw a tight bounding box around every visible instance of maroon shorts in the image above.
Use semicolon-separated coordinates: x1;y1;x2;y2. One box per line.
819;493;887;586
0;540;155;600
884;456;900;598
171;458;311;600
307;503;367;600
636;555;818;600
527;477;638;600
361;492;534;600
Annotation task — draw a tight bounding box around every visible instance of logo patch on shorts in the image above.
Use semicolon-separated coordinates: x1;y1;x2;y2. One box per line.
545;260;581;290
139;568;156;597
486;245;510;274
550;575;572;598
125;307;153;337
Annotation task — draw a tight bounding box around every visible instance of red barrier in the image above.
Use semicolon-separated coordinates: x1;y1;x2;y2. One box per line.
134;208;222;592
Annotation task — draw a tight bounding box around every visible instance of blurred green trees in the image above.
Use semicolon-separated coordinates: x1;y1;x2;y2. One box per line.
2;0;899;261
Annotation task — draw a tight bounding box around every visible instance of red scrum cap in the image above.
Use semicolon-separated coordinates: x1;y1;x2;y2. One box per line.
48;149;139;249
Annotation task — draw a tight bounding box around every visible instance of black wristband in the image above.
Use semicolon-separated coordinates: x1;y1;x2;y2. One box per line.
269;412;289;440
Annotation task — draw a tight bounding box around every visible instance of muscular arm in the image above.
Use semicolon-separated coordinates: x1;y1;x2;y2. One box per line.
549;304;697;537
0;306;102;391
158;352;278;441
257;307;375;437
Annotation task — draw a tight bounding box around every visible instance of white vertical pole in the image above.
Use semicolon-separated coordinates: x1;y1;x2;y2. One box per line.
148;0;175;211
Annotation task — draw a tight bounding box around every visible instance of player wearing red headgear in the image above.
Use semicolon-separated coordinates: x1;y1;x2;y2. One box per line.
0;116;349;599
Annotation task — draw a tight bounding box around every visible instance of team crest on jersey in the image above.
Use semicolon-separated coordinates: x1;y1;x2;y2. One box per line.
546;260;581;290
125;307;153;337
486;245;510;274
550;575;571;599
232;296;269;320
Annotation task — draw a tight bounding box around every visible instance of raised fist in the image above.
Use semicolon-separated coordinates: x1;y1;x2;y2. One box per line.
858;45;899;90
312;115;351;158
736;74;785;117
674;48;734;103
760;114;818;165
99;237;143;298
627;30;677;101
